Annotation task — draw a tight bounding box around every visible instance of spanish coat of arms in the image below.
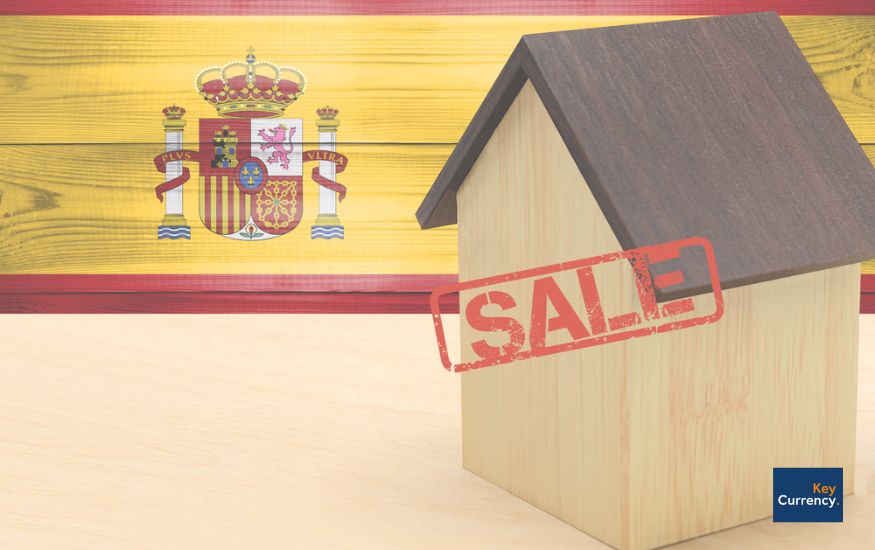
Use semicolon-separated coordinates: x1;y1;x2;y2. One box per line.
153;48;347;241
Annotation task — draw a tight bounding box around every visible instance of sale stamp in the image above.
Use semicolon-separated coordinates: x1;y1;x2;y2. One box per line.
430;236;724;372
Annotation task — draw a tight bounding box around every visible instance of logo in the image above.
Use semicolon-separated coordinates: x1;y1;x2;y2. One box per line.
773;468;843;522
152;48;348;240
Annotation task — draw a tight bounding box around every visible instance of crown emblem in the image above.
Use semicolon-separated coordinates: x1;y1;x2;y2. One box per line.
195;47;306;119
316;106;339;120
162;105;186;120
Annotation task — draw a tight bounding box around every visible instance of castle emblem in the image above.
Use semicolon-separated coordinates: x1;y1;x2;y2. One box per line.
153;48;348;240
211;126;239;168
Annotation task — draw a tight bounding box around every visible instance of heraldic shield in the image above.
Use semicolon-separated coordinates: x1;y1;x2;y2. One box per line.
199;118;304;240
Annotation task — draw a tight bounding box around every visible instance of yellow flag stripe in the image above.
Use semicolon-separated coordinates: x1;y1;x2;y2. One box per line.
0;16;871;144
0;15;871;277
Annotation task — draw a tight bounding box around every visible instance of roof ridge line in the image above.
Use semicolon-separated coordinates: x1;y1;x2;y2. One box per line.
415;39;528;229
519;34;637;253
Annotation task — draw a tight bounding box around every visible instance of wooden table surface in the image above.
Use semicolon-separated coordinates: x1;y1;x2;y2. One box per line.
0;314;872;549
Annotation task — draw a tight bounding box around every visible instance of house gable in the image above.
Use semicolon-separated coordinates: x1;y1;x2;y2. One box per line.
458;79;629;546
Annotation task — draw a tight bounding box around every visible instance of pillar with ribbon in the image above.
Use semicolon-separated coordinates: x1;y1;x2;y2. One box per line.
311;106;345;239
157;106;191;239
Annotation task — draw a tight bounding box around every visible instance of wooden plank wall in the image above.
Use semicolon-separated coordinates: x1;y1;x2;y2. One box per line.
0;2;872;312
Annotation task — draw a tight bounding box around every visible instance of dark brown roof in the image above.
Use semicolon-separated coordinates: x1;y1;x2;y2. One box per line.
416;12;875;301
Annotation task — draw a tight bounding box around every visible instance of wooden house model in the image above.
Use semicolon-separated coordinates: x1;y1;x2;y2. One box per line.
417;13;875;550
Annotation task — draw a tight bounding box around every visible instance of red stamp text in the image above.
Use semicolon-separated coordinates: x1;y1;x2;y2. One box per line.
430;237;723;372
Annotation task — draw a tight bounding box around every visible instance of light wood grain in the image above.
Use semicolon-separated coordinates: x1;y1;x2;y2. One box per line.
0;313;872;549
0;16;871;145
787;16;875;145
457;80;630;547
457;82;859;550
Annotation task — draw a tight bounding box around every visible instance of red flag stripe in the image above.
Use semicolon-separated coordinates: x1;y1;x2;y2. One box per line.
204;176;212;231
0;274;461;314
862;273;875;294
0;292;459;314
0;274;869;313
2;1;872;15
227;175;234;235
215;175;223;234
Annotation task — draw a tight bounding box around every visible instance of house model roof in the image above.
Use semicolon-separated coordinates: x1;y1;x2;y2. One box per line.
417;12;875;300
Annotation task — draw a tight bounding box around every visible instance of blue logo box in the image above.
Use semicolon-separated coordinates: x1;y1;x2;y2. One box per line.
773;467;843;522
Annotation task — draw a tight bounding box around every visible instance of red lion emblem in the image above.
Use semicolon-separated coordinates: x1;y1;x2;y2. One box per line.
257;124;296;170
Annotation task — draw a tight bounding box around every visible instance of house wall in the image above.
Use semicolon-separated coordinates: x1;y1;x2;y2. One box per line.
457;81;859;549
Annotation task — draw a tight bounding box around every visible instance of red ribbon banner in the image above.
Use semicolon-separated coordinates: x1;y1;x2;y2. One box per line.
153;150;201;202
153;149;349;203
304;150;349;202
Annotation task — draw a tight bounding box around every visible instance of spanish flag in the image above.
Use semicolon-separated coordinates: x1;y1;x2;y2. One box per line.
0;1;873;312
